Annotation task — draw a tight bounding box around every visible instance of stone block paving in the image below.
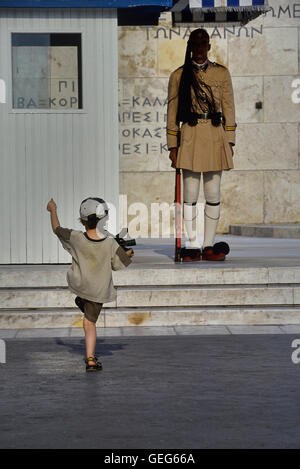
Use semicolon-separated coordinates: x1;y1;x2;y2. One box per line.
1;330;300;449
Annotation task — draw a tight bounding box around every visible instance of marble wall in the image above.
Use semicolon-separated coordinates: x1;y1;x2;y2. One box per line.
118;0;300;235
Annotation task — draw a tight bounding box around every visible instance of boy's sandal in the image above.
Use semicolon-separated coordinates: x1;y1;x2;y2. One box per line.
94;356;103;369
84;356;103;372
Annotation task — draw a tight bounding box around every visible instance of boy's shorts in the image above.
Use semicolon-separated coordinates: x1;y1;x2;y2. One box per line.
75;296;102;323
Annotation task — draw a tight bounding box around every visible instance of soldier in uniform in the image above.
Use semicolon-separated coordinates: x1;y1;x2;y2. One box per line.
167;28;237;261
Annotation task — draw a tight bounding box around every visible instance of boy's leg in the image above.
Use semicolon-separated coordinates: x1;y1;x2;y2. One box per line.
83;317;97;364
81;299;103;365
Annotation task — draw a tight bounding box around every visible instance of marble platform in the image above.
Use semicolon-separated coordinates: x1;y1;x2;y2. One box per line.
229;224;300;239
0;235;300;329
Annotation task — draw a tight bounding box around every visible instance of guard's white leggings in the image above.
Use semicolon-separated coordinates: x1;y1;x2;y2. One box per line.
182;169;222;249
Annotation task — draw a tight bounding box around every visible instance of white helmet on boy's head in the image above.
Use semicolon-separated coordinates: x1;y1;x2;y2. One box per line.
79;197;109;221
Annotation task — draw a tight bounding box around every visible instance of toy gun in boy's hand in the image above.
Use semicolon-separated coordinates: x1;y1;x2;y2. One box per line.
115;228;136;252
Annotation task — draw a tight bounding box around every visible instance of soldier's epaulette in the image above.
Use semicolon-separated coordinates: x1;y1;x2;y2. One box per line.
212;62;227;69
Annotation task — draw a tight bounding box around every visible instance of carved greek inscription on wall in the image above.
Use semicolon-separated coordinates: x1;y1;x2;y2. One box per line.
119;91;168;157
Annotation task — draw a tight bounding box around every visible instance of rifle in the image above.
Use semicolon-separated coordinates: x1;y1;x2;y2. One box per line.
174;168;182;262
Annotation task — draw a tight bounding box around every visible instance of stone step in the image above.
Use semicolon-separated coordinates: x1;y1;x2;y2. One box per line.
229;224;300;239
1;260;300;329
116;267;300;286
0;306;300;329
0;285;299;310
1;265;300;287
117;285;300;307
0;288;116;309
0;309;87;329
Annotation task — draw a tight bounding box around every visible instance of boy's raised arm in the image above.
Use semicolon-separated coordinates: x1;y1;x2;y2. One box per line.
47;198;60;234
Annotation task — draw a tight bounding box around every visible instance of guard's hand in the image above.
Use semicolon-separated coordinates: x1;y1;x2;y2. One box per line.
229;143;234;157
126;249;134;258
47;198;57;212
169;148;178;169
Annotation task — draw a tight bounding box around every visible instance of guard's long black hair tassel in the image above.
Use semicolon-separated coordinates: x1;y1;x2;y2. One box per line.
177;30;219;127
177;41;194;125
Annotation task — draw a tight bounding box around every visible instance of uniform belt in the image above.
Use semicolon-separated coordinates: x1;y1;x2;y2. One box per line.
196;113;214;120
184;112;224;127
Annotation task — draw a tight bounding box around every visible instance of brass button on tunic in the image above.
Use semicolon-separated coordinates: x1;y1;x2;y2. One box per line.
167;59;237;173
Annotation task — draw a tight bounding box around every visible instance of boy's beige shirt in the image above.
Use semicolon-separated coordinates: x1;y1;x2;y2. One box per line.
56;227;131;303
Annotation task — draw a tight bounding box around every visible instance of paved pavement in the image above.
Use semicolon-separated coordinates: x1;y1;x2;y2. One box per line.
2;235;300;271
1;331;300;449
129;234;300;267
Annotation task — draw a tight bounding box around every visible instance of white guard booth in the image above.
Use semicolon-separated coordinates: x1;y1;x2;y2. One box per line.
0;4;119;263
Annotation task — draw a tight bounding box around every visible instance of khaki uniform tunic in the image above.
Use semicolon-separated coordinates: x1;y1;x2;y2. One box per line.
167;59;237;173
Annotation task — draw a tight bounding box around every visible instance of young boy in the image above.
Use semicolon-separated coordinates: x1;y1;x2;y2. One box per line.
46;196;133;372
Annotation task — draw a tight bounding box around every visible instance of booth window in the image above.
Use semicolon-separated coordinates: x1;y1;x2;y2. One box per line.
12;33;82;110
